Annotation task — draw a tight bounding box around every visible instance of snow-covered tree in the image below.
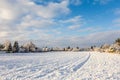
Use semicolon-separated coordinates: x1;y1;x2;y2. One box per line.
23;41;36;52
3;40;12;52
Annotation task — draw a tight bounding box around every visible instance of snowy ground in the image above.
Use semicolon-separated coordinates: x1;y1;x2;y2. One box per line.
0;52;119;80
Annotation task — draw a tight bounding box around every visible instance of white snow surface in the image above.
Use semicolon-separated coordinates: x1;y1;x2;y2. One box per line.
0;52;120;80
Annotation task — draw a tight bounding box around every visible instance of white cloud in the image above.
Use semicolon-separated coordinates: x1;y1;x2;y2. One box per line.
70;0;82;5
63;16;82;23
0;0;15;20
59;16;84;30
20;18;56;29
0;8;13;20
77;27;104;34
114;8;120;15
115;11;120;15
32;0;82;6
39;30;120;48
0;0;119;48
113;8;120;27
36;0;70;18
0;32;8;37
93;0;112;4
68;25;81;30
114;18;120;23
0;0;70;21
113;18;120;27
0;0;71;41
67;16;84;30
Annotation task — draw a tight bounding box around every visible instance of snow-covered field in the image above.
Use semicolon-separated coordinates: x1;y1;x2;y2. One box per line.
0;52;120;80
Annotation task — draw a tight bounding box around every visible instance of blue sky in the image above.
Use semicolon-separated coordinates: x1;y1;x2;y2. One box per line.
0;0;120;47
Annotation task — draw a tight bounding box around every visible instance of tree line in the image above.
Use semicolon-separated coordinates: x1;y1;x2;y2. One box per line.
0;38;120;53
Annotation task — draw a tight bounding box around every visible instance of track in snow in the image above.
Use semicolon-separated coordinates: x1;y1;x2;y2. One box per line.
0;52;90;80
0;52;120;80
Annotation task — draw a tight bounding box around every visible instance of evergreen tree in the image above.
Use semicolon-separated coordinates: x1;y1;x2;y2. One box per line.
115;38;120;45
76;47;79;49
0;44;4;50
6;43;12;53
63;48;65;51
67;46;70;49
91;46;94;49
13;41;19;53
50;47;53;51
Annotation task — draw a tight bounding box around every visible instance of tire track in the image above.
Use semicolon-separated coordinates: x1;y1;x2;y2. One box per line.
18;56;82;80
0;59;62;80
21;53;89;80
1;54;84;80
1;52;90;80
64;52;91;80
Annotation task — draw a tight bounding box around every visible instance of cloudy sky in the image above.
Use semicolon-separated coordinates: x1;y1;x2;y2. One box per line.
0;0;120;47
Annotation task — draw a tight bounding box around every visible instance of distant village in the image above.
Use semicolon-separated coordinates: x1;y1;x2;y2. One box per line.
0;38;120;54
